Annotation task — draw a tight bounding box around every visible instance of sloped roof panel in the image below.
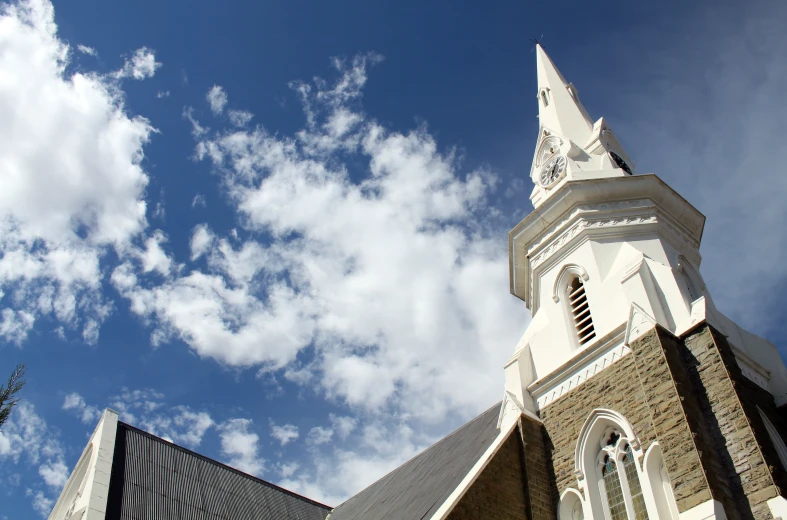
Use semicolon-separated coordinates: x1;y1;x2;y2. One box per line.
106;422;331;520
328;401;502;520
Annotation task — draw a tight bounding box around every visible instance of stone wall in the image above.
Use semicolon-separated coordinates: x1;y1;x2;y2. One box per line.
446;428;529;520
538;323;787;520
446;417;558;520
539;345;657;496
683;326;787;519
520;416;559;519
631;326;729;515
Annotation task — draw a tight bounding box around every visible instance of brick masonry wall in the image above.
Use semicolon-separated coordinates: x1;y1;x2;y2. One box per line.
683;325;787;520
446;428;529;520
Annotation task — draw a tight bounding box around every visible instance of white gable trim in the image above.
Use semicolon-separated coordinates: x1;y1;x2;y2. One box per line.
428;415;529;520
49;409;118;520
624;302;658;346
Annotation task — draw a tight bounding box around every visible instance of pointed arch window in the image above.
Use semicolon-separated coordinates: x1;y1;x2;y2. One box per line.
597;428;649;520
575;411;676;520
541;89;550;107
568;276;596;346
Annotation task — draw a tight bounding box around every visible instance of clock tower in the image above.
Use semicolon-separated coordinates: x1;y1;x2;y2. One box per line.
499;44;787;520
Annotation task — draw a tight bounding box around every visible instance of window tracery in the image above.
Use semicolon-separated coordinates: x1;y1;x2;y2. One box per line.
596;429;649;520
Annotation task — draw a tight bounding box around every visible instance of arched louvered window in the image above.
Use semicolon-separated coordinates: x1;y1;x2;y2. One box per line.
541;89;550;107
568;276;596;346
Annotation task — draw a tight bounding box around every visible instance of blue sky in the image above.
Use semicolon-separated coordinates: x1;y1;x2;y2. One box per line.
1;0;787;517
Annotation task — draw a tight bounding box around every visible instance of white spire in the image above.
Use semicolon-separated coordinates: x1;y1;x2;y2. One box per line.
535;44;594;146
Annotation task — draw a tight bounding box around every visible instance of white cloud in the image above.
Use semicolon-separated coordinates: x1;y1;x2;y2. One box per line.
191;193;206;208
27;489;54;518
139;407;215;448
206;85;228;115
75;44;96;56
307;426;333;446
0;402;66;515
0;309;35;344
107;387;165;425
107;57;527;506
136;230;173;276
278;461;299;479
116;55;523;429
329;414;357;440
39;460;68;488
270;422;299;446
278;417;430;506
0;0;156;344
189;224;214;261
228;109;253;127
114;46;161;80
61;392;101;425
220;419;265;475
156;90;170;99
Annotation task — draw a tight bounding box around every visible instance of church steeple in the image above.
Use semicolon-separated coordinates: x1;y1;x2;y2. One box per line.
535;44;593;147
528;45;636;208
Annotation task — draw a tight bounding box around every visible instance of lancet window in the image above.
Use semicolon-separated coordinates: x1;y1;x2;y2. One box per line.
597;428;649;520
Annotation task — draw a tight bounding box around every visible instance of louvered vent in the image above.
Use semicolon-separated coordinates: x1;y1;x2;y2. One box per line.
568;277;596;345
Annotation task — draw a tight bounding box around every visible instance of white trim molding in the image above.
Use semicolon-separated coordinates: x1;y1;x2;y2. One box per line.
530;331;629;410
574;409;641;480
624;303;658;346
559;487;586;520
767;496;787;520
49;409;118;520
553;263;589;303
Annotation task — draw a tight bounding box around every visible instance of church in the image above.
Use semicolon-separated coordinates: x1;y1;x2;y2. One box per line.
48;45;787;520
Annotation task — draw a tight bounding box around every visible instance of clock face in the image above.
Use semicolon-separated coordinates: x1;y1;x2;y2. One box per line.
610;151;633;175
539;154;566;187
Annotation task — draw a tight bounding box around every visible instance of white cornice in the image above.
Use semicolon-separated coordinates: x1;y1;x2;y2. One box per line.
509;174;706;310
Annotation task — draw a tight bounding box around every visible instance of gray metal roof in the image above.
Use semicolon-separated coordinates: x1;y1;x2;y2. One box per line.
328;402;502;520
106;422;331;520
